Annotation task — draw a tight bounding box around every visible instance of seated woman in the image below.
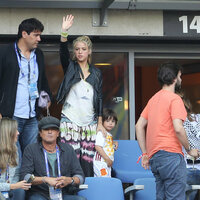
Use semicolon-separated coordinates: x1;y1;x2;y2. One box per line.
181;95;200;200
0;118;31;200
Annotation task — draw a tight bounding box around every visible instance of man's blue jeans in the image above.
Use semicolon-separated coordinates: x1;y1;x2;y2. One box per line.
186;168;200;200
149;150;187;200
13;116;38;161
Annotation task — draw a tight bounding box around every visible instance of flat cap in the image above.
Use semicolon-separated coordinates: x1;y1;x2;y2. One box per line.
38;116;60;130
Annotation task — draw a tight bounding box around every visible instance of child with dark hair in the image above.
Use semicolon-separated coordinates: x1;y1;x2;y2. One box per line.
93;108;118;177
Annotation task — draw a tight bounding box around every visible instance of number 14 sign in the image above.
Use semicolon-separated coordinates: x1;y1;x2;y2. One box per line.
179;16;200;33
163;11;200;37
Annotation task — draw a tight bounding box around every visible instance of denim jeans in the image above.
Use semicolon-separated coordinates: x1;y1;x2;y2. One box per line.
186;168;200;200
13;116;38;162
149;150;187;200
0;189;25;200
28;193;87;200
11;189;25;200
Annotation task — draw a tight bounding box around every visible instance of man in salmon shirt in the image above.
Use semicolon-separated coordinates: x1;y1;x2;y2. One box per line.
136;62;199;200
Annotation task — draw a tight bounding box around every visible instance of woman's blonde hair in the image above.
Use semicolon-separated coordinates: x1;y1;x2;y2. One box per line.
72;35;92;64
0;118;18;172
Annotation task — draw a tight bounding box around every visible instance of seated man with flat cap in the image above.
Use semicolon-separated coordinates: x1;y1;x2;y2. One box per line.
20;116;86;200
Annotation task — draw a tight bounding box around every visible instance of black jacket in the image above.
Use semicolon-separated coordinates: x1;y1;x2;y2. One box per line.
0;43;51;118
57;41;103;118
20;141;84;199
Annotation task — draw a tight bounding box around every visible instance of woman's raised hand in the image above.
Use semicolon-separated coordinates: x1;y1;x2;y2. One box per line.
62;14;74;32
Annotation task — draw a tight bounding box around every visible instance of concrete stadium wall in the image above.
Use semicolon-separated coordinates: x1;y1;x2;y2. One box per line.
0;8;163;36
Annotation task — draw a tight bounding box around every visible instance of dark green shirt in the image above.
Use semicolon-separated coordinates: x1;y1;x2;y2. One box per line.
47;152;57;177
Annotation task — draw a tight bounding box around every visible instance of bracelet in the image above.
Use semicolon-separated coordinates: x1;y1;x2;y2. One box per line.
137;153;148;164
61;32;68;38
42;176;47;184
142;153;148;156
61;29;68;38
70;177;75;186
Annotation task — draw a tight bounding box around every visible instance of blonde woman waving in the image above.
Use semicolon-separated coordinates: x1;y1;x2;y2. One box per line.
57;15;105;177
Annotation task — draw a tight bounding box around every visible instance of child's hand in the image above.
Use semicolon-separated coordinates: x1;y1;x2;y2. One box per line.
105;158;113;167
113;141;118;150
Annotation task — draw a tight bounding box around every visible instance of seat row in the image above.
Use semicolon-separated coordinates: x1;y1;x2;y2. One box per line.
78;140;200;200
79;140;155;200
78;177;156;200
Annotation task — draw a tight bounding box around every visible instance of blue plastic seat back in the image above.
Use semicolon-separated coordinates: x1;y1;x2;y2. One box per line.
78;177;125;200
112;140;153;183
134;178;156;200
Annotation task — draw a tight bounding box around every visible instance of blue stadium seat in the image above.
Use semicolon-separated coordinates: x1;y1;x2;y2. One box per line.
112;140;153;183
132;178;156;200
78;177;125;200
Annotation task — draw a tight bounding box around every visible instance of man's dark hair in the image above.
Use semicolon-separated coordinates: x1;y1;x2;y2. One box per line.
17;18;44;39
157;62;183;87
102;108;118;124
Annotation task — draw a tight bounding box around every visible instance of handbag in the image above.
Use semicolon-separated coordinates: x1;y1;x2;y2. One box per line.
38;91;50;116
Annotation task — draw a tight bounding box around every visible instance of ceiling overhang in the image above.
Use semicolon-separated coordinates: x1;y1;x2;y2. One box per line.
0;0;200;11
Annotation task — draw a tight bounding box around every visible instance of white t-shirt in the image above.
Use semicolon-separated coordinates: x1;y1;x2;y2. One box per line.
62;79;94;126
94;131;115;162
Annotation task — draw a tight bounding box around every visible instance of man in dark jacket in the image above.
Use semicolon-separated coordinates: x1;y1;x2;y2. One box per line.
20;116;86;200
0;18;51;156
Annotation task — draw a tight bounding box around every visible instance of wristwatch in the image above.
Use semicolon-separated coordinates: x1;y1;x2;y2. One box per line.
27;174;35;183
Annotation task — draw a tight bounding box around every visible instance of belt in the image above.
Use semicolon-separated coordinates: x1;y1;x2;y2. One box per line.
187;159;200;164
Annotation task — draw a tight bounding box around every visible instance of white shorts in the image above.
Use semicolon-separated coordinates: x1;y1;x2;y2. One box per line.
93;161;111;177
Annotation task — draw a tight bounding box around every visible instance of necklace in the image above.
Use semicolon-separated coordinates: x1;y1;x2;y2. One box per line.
44;146;56;153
